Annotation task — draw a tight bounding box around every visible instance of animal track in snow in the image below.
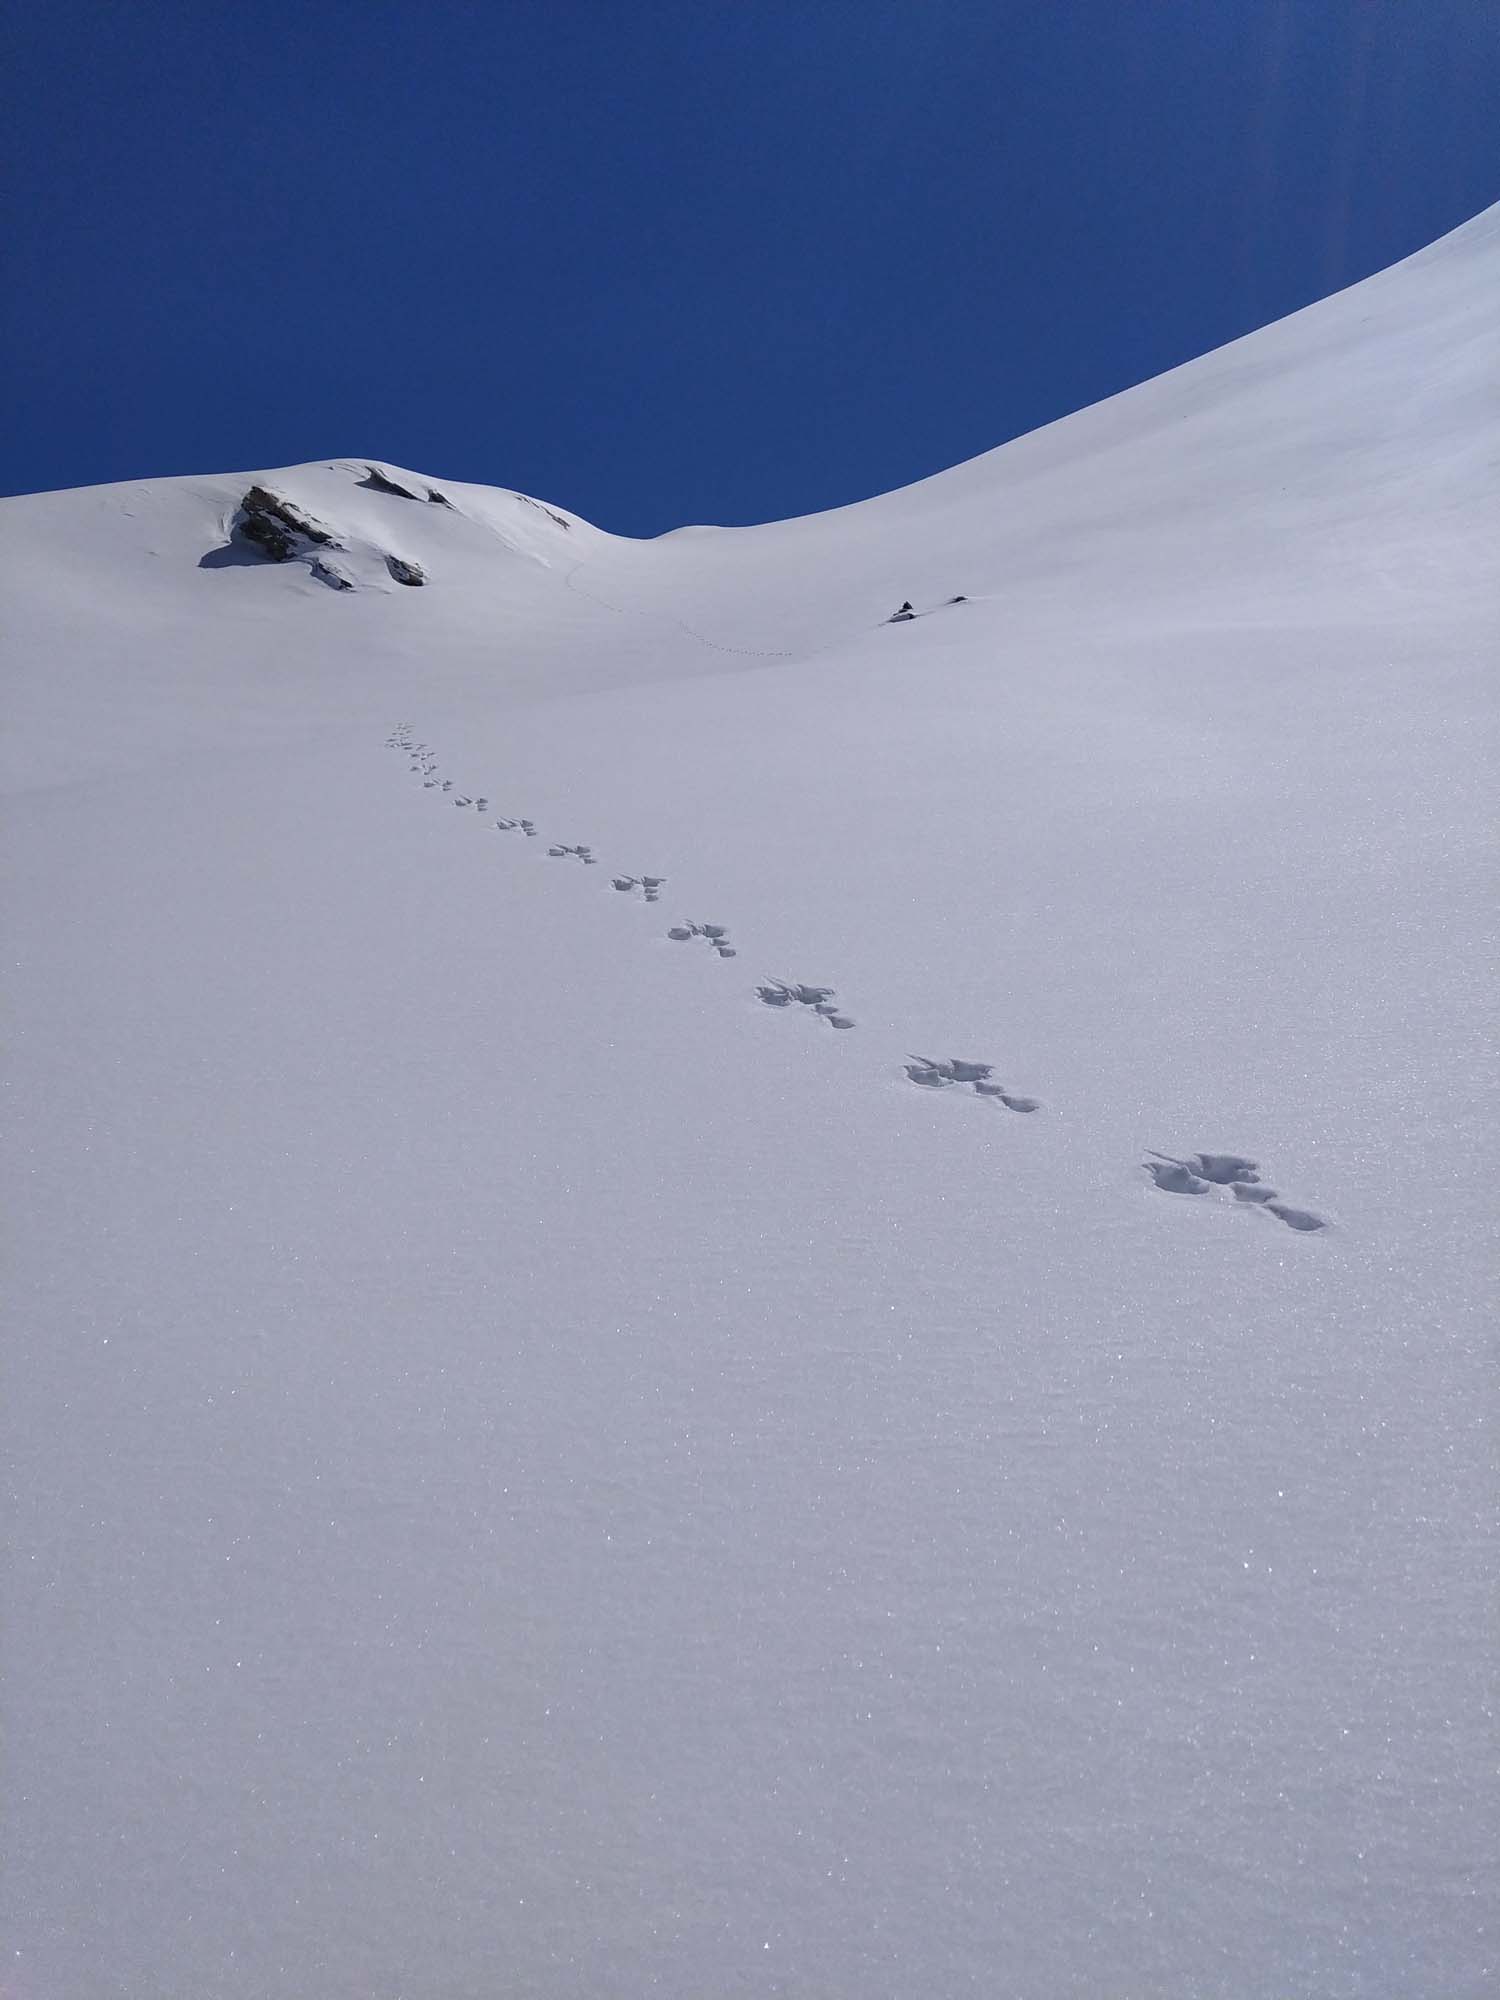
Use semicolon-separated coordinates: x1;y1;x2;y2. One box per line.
389;732;542;847
1142;1159;1210;1195
758;981;854;1030
390;730;543;845
612;875;667;904
904;1056;1039;1111
1264;1202;1328;1232
388;730;1333;1223
668;922;739;961
1142;1151;1328;1232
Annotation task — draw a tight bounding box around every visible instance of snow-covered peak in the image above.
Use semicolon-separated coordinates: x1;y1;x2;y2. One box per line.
4;204;1495;794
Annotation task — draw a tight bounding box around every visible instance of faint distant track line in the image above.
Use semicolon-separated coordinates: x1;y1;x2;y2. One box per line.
560;558;798;661
558;557;958;668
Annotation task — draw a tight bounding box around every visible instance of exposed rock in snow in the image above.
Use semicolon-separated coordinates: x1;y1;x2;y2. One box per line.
358;464;425;500
516;490;571;529
235;483;337;561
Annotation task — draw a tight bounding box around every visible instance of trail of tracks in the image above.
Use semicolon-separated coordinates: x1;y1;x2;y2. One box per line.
383;723;1331;1235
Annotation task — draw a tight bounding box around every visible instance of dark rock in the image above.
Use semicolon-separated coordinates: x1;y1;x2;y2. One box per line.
427;488;454;507
516;492;571;530
359;465;423;500
385;555;426;587
238;486;335;561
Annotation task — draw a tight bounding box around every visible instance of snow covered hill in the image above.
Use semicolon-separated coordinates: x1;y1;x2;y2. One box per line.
3;207;1496;1999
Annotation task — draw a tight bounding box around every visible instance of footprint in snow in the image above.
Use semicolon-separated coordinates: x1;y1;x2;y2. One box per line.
1191;1153;1260;1185
905;1056;1039;1110
1143;1159;1210;1195
1266;1201;1328;1232
615;873;667;902
1143;1151;1328;1231
668;922;738;958
758;980;854;1028
1230;1182;1278;1206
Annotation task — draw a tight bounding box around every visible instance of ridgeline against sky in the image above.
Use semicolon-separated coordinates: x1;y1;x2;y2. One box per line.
3;0;1497;532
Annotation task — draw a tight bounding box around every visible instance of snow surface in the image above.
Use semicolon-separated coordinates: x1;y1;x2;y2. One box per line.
3;208;1497;1998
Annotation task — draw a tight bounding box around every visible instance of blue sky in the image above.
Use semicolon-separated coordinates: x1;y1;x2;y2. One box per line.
3;0;1496;533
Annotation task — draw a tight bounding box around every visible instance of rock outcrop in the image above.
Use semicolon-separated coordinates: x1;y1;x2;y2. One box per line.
360;465;424;501
211;480;434;592
516;492;571;530
236;486;336;562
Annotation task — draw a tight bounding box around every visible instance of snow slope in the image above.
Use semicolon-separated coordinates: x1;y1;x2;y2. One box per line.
3;207;1496;1999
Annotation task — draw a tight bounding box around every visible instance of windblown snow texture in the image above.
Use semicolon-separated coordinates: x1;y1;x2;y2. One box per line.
3;208;1496;1999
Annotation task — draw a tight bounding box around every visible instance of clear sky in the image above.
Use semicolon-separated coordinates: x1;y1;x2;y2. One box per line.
3;0;1496;534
